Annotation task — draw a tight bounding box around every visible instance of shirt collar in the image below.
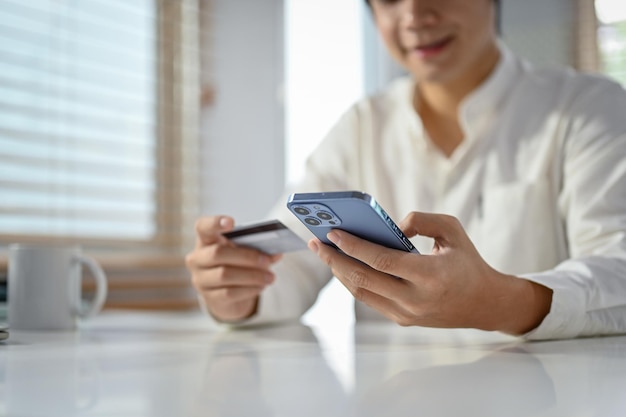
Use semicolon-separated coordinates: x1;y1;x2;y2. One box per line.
400;42;520;156
458;41;520;141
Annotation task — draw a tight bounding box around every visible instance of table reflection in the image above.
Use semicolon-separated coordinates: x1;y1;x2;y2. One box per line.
4;333;101;416
355;348;554;417
192;323;349;417
1;312;625;417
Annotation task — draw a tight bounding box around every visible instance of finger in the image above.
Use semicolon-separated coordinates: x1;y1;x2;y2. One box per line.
309;238;409;301
190;244;276;270
324;230;429;280
268;253;284;263
341;287;416;327
310;240;415;323
195;216;235;247
192;265;275;290
399;212;462;244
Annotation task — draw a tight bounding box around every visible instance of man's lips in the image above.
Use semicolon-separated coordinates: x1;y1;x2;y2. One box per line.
410;36;454;58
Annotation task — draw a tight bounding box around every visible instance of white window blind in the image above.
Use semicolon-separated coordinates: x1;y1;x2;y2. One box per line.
0;0;201;250
0;0;158;240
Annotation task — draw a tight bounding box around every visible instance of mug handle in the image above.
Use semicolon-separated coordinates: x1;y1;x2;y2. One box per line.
73;255;108;318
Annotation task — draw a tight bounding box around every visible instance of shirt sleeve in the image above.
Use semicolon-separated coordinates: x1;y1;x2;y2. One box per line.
522;79;626;340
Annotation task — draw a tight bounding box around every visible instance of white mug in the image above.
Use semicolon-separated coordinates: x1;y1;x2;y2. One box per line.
8;244;108;331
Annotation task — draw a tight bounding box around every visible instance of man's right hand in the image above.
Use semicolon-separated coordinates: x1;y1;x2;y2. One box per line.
186;216;282;322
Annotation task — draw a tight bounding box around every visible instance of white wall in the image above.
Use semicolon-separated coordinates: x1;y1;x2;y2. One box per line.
361;5;406;95
501;0;577;67
200;0;285;223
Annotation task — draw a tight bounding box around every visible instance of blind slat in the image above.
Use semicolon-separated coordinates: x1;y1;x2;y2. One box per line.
0;154;154;179
1;0;157;47
0;102;156;137
0;180;151;197
0;129;155;159
0;73;155;111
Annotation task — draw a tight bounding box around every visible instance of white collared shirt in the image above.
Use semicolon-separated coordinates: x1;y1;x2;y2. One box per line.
242;45;626;340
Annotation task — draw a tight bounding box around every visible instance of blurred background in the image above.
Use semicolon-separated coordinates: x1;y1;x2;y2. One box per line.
0;0;624;320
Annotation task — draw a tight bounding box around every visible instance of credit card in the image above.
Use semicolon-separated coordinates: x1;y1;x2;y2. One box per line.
223;219;308;255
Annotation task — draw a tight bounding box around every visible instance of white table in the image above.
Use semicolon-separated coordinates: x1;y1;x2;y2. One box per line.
1;310;625;416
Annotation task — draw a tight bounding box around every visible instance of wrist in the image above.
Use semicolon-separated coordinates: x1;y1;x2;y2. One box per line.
207;297;259;323
491;273;553;335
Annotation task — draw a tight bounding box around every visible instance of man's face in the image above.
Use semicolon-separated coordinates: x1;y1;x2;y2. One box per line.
370;0;498;85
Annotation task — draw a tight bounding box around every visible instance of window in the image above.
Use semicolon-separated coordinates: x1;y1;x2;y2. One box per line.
595;0;626;85
285;0;365;327
0;0;200;249
284;0;364;186
0;0;204;309
0;0;158;240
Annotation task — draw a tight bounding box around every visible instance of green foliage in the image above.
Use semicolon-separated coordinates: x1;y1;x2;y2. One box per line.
600;21;626;86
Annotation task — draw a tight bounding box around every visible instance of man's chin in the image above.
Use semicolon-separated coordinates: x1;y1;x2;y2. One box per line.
411;69;454;86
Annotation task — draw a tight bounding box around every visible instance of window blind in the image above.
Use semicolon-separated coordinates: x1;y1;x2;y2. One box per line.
0;0;202;251
0;0;205;309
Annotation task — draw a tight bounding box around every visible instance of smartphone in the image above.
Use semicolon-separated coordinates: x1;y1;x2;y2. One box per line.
286;191;419;254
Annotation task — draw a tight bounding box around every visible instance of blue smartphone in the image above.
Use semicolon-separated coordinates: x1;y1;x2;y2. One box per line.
286;191;419;254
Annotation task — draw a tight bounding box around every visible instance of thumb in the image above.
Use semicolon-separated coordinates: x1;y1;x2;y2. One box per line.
195;215;235;246
399;212;463;244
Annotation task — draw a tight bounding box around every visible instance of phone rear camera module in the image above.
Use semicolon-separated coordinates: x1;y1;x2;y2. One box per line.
316;211;333;221
294;206;310;216
304;217;321;226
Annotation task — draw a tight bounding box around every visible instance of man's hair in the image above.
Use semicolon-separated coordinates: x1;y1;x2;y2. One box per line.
364;0;499;6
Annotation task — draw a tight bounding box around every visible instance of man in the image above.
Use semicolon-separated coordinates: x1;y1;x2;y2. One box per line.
186;0;626;339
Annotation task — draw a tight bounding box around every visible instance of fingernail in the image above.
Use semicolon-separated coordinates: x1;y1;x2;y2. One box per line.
259;255;270;267
265;273;275;283
308;240;319;254
219;217;230;228
327;232;340;244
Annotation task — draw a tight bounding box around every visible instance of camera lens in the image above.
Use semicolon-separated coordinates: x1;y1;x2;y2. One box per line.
294;206;310;215
304;217;321;226
316;211;332;221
